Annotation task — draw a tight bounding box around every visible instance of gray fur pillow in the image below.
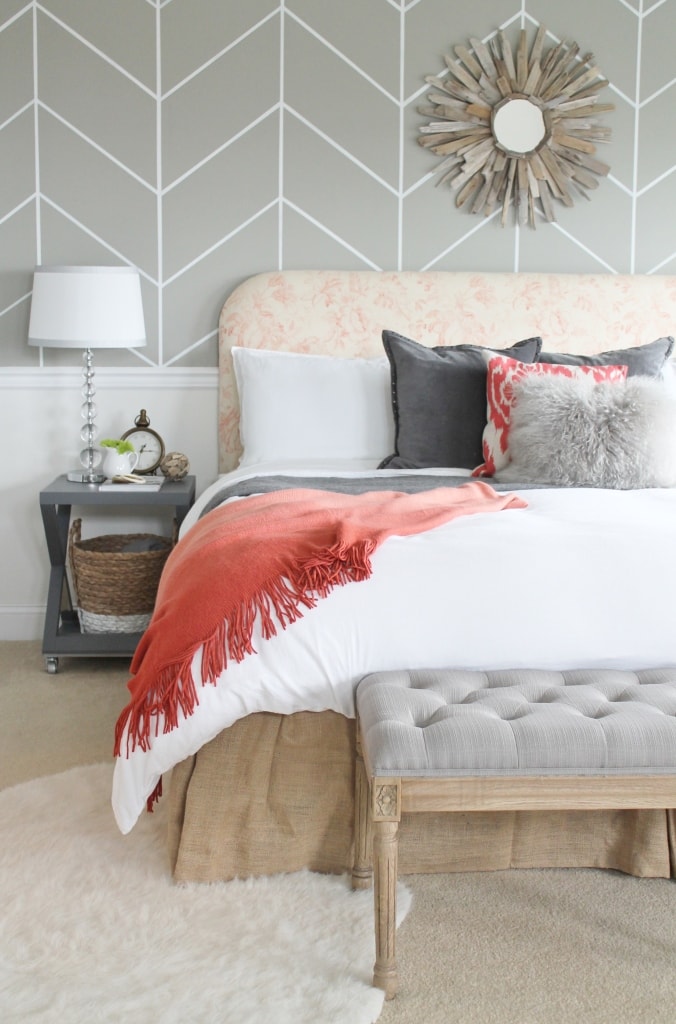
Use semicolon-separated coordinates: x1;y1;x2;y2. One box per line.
494;374;676;488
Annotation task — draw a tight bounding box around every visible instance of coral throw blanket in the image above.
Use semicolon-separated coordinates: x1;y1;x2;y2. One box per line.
114;482;526;765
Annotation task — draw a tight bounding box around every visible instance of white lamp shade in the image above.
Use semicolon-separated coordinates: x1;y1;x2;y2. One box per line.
28;265;146;349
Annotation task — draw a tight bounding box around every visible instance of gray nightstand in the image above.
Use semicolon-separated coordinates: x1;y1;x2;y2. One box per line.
38;474;196;673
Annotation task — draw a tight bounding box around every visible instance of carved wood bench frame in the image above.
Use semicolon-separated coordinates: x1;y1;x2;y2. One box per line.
351;722;676;1000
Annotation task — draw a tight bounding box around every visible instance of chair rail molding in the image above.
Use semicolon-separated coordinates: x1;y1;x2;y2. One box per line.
0;368;218;389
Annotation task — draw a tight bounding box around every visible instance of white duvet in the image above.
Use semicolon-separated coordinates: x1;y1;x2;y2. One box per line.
112;465;676;833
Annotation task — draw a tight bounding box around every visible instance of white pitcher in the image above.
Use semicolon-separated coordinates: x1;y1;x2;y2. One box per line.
101;448;139;479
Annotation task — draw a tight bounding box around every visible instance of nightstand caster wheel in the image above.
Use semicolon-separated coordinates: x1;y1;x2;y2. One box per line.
45;657;59;674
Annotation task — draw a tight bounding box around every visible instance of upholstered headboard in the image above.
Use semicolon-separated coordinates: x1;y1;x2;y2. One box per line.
217;270;676;473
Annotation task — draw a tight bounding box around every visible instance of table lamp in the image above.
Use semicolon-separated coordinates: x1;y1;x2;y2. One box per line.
28;265;146;484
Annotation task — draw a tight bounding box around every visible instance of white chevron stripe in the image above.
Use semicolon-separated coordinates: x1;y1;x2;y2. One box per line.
161;8;280;100
162;104;280;195
31;2;41;263
640;78;676;106
630;0;644;272
636;166;676;196
648;251;676;274
163;201;279;286
0;101;33;132
284;199;383;269
645;0;670;15
607;175;634;197
166;330;218;367
549;223;621;274
397;2;405;268
39;196;158;285
0;4;31;32
155;1;162;364
36;3;156;98
0;291;31;318
285;9;399;104
285;106;399;195
38;102;156;192
279;1;285;269
421;214;500;272
0;195;35;227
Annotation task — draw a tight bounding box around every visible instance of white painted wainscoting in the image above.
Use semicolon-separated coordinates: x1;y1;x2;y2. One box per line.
0;369;219;641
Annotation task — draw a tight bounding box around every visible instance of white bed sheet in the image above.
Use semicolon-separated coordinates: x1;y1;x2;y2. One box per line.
112;465;676;833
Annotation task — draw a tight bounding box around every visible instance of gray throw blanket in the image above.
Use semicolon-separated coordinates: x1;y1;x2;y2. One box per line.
198;472;540;520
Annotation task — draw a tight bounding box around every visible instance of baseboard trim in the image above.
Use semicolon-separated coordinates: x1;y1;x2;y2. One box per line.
0;606;45;642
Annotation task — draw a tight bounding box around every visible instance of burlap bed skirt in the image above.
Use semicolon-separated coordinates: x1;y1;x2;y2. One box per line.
167;710;676;883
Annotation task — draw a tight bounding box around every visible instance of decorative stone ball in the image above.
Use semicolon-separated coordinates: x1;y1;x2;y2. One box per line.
160;451;190;479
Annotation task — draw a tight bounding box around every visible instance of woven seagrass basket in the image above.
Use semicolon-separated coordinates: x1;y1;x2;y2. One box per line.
68;518;176;634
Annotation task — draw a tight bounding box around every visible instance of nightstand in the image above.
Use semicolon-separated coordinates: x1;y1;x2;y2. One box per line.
38;474;196;673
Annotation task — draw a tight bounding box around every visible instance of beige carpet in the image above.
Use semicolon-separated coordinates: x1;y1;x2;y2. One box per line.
0;641;128;788
2;641;675;1024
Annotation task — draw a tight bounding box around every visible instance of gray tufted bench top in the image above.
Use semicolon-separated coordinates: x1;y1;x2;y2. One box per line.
353;667;676;1000
357;667;676;778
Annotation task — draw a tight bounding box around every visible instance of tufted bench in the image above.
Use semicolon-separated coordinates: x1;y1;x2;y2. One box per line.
351;668;676;999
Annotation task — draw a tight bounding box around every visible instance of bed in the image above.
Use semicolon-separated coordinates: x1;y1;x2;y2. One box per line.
112;269;676;882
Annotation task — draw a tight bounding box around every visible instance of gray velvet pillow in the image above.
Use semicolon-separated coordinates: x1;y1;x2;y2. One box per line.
495;374;676;488
538;336;674;376
380;331;542;470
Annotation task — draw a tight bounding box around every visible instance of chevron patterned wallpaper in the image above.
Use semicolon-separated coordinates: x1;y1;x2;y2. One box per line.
1;0;675;371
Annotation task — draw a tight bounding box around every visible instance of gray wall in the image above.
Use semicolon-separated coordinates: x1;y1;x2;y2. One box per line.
1;0;675;370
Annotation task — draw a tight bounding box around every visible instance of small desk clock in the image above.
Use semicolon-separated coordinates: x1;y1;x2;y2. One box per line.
121;409;165;475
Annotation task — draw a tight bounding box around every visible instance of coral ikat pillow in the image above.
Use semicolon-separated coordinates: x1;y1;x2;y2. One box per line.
473;356;629;476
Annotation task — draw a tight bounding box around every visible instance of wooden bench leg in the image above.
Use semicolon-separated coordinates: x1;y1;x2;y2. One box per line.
352;733;373;890
372;780;401;1000
373;819;399;999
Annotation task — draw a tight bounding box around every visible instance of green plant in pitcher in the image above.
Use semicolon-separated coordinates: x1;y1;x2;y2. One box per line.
100;438;135;454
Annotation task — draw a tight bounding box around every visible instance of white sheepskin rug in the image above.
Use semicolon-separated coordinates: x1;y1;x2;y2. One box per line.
0;764;411;1024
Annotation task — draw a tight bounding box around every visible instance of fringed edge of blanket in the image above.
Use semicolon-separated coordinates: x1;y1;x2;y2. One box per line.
114;539;376;761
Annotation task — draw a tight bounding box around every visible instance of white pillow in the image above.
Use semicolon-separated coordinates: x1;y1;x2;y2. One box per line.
232;347;395;467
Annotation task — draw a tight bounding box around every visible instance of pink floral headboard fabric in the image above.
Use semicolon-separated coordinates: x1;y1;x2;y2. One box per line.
218;270;676;473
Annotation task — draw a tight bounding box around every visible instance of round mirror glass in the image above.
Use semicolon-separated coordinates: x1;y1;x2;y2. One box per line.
493;98;546;154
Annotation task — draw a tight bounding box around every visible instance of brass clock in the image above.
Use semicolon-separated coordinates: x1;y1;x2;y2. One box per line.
121;409;165;475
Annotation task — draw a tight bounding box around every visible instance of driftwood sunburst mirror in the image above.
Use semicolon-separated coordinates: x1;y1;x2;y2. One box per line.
419;26;614;228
